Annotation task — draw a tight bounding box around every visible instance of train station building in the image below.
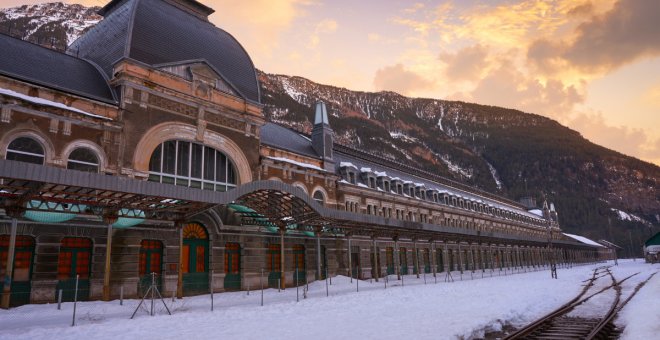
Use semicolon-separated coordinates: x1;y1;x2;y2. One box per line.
0;0;601;308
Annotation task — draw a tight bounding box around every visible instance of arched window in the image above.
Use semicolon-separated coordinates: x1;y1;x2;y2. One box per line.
312;190;324;206
67;148;99;172
148;140;237;191
6;137;44;164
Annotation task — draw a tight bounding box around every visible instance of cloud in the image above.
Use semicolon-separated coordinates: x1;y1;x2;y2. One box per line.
373;63;434;96
463;59;585;120
308;19;337;48
440;44;489;82
404;3;425;14
206;0;312;58
569;112;660;163
529;0;660;74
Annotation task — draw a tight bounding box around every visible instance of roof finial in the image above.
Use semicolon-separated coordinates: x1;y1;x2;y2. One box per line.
314;100;329;125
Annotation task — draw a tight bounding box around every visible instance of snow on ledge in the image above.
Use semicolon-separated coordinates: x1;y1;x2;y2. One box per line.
0;87;112;120
563;233;604;247
339;162;357;169
528;209;543;217
266;156;325;172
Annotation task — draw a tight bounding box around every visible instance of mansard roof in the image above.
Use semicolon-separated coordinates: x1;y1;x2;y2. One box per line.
260;121;542;217
260;123;319;158
68;0;260;104
0;34;116;104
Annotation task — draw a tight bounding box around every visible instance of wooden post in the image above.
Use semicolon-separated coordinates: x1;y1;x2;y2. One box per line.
347;236;352;282
372;237;379;282
0;218;17;309
103;222;113;301
430;241;436;278
177;223;184;298
413;240;420;279
280;227;285;290
394;238;400;280
316;231;322;281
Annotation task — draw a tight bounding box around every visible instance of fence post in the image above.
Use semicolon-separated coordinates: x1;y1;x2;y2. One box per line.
325;269;329;297
71;274;79;327
278;279;281;293
296;268;299;302
210;270;214;312
261;269;264;307
57;289;63;310
120;286;124;306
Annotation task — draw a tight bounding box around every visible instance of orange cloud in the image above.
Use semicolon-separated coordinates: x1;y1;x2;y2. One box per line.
569;112;660;164
440;44;489;82
529;0;660;74
373;63;434;96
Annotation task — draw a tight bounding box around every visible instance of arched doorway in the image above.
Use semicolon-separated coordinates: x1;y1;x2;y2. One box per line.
182;223;209;295
0;235;35;306
56;237;92;302
224;242;241;291
138;240;163;295
292;244;305;285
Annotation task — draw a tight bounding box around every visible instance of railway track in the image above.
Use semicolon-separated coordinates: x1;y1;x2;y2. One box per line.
504;266;657;340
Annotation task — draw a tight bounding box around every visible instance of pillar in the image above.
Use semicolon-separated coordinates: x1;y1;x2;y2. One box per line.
413;240;420;278
394;238;400;280
280;228;286;290
430;241;436;277
316;231;322;280
102;223;113;301
347;236;352;280
0;218;17;309
372;237;379;282
177;223;184;298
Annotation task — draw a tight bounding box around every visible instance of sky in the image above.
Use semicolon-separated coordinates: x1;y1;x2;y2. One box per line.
6;0;660;166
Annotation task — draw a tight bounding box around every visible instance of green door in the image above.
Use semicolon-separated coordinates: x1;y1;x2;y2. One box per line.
320;245;327;279
293;245;306;285
56;237;92;302
182;223;209;295
138;240;163;296
267;244;281;288
386;247;394;275
224;243;241;290
1;235;35;307
423;249;431;273
370;247;380;278
448;249;454;271
350;252;360;278
399;247;408;275
436;250;444;273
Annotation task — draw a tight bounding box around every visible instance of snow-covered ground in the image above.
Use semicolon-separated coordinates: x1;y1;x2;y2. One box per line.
0;260;657;340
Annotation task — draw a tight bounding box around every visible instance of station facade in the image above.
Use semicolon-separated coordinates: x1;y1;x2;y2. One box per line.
0;0;600;308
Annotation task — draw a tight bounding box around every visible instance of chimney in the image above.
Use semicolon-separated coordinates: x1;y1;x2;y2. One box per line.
311;101;334;171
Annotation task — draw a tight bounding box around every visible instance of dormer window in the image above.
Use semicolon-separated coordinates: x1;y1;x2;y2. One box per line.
369;177;376;189
348;172;356;184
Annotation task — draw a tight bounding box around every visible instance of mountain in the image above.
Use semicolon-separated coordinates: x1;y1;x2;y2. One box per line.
0;2;100;51
1;2;658;254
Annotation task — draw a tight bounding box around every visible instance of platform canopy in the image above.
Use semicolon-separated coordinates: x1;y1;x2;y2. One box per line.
0;159;596;248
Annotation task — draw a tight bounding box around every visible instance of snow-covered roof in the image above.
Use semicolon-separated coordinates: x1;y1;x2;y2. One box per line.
339;162;358;169
266;156;325;172
374;170;388;177
528;209;543;217
563;233;604;247
360;167;373;173
0;87;111;120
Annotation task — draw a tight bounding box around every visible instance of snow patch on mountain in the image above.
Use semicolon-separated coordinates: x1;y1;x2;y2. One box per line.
0;2;101;47
485;160;503;190
611;208;651;226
